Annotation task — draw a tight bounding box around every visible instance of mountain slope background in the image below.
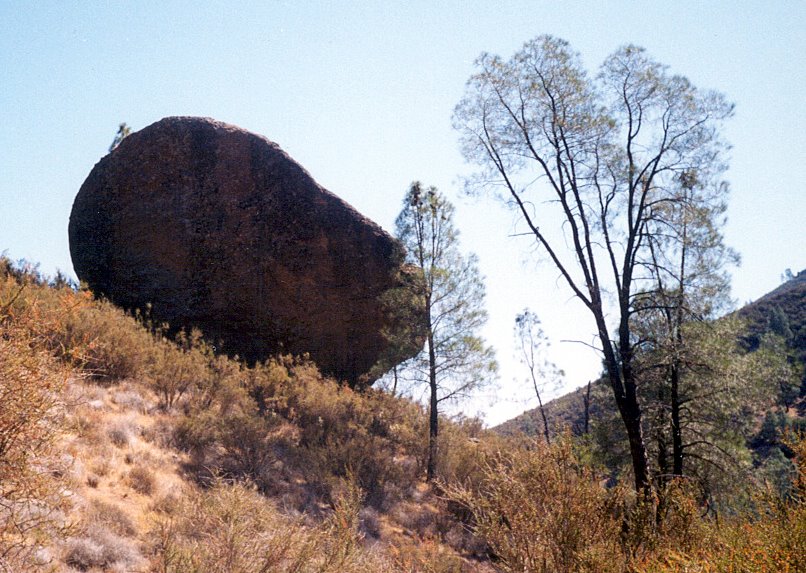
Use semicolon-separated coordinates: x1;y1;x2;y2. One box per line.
496;270;806;484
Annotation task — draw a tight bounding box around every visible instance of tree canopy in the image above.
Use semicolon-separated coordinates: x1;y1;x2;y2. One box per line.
394;182;496;480
454;36;734;493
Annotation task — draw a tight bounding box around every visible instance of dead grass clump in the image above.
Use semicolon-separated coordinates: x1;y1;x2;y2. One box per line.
89;449;113;477
140;415;175;448
127;465;156;496
390;537;466;573
107;422;132;448
69;407;104;445
86;499;136;537
111;387;151;413
64;524;141;572
151;490;182;516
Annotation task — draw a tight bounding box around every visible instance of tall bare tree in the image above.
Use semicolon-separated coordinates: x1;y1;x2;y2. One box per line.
395;182;496;481
454;36;733;493
514;309;562;444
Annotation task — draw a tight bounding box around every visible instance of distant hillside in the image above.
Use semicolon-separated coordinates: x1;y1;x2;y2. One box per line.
738;268;806;358
495;378;604;437
497;269;806;437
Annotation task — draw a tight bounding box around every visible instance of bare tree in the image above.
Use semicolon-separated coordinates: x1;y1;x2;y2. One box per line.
454;37;733;493
514;309;562;444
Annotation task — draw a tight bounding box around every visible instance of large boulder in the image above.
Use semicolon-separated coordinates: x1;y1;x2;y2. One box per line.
69;116;421;384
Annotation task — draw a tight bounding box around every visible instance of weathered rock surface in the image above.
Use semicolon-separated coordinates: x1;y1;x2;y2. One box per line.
69;116;420;384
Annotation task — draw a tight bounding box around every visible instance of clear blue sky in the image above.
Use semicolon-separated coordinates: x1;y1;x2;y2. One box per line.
2;1;804;424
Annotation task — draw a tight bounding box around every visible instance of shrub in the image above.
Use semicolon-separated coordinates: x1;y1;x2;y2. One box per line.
633;435;806;573
150;478;397;573
195;353;247;413
271;362;425;506
59;299;156;382
128;465;156;496
444;438;625;573
0;336;72;566
149;334;207;410
175;356;429;508
64;524;141;571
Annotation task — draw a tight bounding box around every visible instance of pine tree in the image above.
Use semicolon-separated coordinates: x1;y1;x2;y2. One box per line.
394;182;496;481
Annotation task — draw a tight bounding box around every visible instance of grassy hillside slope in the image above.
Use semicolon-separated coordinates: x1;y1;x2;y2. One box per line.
1;256;804;572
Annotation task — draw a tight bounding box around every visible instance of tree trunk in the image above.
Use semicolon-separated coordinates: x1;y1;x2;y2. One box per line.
656;384;670;482
610;338;651;491
531;375;550;444
538;395;550;445
622;388;651;493
427;330;438;482
391;365;398;397
602;358;651;493
600;311;652;494
670;357;683;476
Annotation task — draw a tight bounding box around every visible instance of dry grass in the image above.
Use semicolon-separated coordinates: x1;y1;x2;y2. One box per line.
127;465;156;496
63;523;142;571
150;478;401;573
3;256;804;573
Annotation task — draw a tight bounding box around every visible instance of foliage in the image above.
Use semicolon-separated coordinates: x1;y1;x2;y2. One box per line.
445;437;625;573
177;356;430;508
0;261;75;570
2;251;803;571
455;35;734;492
148;329;209;409
0;336;72;570
394;182;497;480
109;122;131;152
632;436;806;573
638;318;783;503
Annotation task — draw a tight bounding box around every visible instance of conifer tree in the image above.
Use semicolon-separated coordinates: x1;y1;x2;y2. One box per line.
394;182;496;481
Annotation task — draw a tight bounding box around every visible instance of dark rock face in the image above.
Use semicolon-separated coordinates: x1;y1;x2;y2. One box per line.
69;116;419;384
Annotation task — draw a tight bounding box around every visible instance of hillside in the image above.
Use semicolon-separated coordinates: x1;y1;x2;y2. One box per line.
2;257;804;572
0;258;496;572
738;269;806;359
496;270;806;438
